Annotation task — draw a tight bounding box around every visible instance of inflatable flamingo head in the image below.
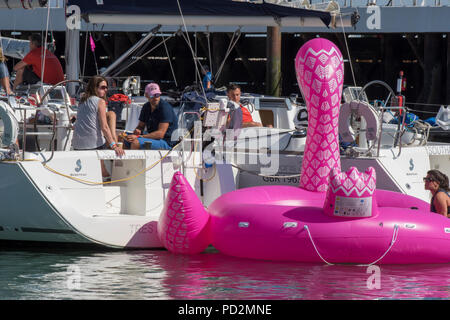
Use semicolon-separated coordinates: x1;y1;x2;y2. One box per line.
323;167;378;218
295;38;345;192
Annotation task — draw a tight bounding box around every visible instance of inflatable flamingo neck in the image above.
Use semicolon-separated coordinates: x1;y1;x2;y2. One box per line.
295;38;344;192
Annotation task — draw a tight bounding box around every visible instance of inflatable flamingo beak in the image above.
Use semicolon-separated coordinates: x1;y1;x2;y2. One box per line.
157;172;211;254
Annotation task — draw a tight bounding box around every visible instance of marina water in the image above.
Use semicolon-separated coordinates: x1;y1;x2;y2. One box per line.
0;248;449;300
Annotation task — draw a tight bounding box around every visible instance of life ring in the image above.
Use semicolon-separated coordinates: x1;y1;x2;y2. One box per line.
339;100;380;143
0;101;19;147
294;105;308;129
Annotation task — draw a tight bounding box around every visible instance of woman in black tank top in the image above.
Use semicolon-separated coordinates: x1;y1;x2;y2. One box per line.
424;170;450;217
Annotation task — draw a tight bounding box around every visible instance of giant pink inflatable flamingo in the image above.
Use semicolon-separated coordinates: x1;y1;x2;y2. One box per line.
157;38;450;264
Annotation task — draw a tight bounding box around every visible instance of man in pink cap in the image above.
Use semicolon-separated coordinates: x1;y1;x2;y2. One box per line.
124;82;178;150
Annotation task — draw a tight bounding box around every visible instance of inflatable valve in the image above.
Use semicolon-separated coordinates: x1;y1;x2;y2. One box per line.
323;167;378;218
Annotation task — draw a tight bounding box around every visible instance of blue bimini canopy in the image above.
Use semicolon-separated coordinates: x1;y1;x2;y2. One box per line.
67;0;333;28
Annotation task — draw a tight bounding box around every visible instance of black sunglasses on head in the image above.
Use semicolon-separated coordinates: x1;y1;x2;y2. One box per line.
423;177;434;182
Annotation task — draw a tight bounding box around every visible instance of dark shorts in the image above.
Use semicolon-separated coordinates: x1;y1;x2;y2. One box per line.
23;65;41;85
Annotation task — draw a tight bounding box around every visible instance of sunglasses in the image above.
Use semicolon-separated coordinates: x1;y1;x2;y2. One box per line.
423;177;434;183
149;93;161;98
98;85;108;90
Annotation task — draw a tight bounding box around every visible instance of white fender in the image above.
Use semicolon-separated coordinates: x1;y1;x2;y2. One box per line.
339;100;380;143
122;76;140;96
0;101;19;146
436;106;450;130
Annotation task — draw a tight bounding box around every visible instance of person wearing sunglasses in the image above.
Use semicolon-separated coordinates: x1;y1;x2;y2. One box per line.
423;169;450;217
72;75;124;177
124;83;178;150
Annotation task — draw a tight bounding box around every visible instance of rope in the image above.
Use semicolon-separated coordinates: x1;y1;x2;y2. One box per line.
42;148;172;186
161;32;178;88
81;30;89;79
111;32;176;78
214;29;241;84
303;225;334;265
40;3;51;84
43;138;184;185
357;224;399;266
41;127;193;185
339;13;356;87
304;223;400;266
176;0;207;101
206;27;213;75
192;132;217;182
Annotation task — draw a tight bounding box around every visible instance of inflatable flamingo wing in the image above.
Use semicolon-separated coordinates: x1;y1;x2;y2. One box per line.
295;38;344;192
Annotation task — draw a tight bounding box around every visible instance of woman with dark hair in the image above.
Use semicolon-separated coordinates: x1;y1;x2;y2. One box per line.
424;169;450;217
72;76;124;177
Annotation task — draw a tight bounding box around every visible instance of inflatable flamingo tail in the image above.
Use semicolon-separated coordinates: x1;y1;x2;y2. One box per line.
323;166;378;218
157;171;211;254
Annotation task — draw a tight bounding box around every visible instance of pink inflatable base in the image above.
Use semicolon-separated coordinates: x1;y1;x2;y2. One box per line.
156;37;450;264
207;186;450;264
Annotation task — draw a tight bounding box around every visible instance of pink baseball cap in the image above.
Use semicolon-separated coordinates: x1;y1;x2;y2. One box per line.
145;83;161;97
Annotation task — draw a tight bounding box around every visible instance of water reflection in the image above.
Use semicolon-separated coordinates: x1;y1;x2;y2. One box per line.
0;249;449;300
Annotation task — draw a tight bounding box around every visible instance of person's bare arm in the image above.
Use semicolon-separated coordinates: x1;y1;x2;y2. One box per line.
141;122;169;140
434;192;449;217
125;121;146;142
13;60;27;72
98;100;124;156
241;121;262;128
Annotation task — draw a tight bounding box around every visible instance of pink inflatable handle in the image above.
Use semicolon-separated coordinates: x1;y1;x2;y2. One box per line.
157;171;211;254
295;38;344;192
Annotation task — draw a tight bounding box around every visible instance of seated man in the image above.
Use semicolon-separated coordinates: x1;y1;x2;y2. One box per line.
124;83;178;150
226;84;262;128
13;33;64;90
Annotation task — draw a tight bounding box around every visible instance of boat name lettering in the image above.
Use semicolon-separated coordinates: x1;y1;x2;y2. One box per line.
70;173;87;177
130;224;155;234
262;176;298;184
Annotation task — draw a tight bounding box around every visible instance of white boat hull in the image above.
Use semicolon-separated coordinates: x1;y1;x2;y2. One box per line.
0;150;209;248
